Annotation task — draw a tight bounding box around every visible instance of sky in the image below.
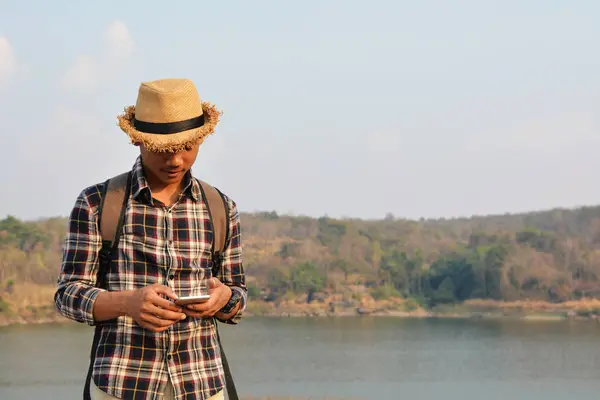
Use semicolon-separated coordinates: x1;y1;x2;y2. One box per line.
0;0;599;221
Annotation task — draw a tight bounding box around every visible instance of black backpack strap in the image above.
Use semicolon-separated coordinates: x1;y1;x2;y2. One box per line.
198;179;238;400
83;172;131;400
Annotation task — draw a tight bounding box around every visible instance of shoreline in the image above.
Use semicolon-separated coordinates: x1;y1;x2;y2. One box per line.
0;314;593;329
2;303;599;328
2;285;599;328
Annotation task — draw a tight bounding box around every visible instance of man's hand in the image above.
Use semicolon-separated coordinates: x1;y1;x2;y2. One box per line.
183;278;232;319
125;284;187;333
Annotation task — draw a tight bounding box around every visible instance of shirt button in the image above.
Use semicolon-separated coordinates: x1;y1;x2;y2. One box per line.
167;354;172;360
168;274;175;280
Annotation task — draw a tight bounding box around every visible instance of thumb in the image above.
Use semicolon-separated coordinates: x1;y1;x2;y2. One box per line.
154;284;179;300
208;277;222;290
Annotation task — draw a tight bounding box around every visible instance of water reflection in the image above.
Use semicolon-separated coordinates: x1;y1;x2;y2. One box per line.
1;317;599;400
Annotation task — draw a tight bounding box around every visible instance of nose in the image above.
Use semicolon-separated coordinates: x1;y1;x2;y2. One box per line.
164;152;184;168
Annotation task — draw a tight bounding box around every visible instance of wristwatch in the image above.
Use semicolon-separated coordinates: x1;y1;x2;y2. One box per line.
220;288;242;314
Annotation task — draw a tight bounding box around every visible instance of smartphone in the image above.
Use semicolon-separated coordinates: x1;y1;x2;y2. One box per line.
175;294;211;306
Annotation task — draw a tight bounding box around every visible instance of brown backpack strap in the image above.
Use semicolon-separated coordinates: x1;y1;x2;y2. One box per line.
198;180;229;255
198;179;238;400
84;171;131;400
99;172;130;244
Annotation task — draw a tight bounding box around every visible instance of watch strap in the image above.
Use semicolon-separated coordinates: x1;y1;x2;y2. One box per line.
220;288;242;314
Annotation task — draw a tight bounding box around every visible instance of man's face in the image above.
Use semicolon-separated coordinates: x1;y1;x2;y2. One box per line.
139;143;200;186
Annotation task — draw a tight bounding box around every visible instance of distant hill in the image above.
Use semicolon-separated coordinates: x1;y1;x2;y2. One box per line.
1;204;600;322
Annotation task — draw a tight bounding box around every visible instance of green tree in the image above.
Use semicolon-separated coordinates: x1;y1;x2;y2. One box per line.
290;262;325;298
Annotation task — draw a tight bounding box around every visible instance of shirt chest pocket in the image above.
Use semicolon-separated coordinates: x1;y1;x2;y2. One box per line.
180;252;215;281
174;253;215;298
119;218;212;263
119;223;167;270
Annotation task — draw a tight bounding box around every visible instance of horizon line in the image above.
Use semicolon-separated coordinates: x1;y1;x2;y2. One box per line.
3;201;599;224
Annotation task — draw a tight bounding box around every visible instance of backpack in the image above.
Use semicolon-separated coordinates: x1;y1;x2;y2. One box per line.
83;171;238;400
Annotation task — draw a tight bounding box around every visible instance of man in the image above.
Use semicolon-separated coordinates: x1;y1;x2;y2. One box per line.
54;78;247;400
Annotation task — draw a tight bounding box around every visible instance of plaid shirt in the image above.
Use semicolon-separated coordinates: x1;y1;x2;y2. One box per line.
54;156;247;400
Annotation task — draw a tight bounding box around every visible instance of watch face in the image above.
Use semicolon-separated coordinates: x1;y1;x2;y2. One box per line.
229;291;241;306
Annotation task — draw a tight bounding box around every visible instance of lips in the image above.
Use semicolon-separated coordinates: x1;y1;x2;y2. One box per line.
163;169;183;177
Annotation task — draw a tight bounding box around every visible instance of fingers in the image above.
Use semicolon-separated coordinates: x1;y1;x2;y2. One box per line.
182;309;211;318
183;294;221;318
147;285;185;313
151;284;179;301
183;306;211;318
183;297;215;317
134;285;188;333
150;294;184;313
139;313;178;333
182;305;218;318
185;300;213;313
138;303;186;333
137;283;225;327
184;284;231;317
148;303;187;322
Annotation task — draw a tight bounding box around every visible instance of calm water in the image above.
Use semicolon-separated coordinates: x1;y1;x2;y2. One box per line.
1;317;599;399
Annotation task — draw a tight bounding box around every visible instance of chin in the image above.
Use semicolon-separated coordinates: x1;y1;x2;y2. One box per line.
161;172;184;183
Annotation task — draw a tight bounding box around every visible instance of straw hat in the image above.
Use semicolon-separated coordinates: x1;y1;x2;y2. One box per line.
117;78;222;153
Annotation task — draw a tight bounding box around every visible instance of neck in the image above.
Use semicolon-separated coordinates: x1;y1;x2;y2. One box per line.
143;168;185;206
149;176;182;194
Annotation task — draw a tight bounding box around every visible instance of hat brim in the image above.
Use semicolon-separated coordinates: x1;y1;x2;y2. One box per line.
117;102;222;153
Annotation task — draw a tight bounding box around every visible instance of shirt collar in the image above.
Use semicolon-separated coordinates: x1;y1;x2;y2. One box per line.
130;155;200;205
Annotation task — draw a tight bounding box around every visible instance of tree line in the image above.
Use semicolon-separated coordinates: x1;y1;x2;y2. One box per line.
1;204;600;309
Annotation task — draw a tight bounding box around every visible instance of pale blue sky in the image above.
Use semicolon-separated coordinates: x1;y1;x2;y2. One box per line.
1;1;599;220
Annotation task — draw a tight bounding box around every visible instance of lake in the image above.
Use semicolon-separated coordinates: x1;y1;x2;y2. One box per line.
1;317;599;399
